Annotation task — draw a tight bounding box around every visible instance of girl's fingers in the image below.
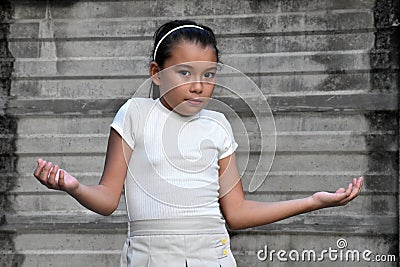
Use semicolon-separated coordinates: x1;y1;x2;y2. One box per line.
344;182;353;197
349;177;363;199
34;159;48;184
335;188;345;194
42;162;54;186
58;170;64;187
59;170;65;187
33;159;42;177
34;160;59;189
358;176;364;189
48;164;59;188
34;159;67;191
33;159;45;178
342;177;363;204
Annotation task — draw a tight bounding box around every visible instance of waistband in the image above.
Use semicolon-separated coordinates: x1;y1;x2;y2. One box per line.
128;216;227;236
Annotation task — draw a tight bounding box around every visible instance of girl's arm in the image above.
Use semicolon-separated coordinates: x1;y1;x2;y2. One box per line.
218;153;363;230
33;129;132;216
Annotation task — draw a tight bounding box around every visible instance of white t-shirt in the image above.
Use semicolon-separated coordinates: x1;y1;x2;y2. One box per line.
111;97;238;222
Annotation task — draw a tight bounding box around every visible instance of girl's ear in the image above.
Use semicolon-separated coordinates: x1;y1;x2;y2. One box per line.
150;62;161;86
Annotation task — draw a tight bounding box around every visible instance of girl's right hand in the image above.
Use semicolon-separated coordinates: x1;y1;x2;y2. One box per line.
33;158;79;193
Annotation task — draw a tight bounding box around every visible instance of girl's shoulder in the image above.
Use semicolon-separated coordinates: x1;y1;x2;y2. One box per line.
115;97;156;119
120;97;157;111
128;97;156;106
200;108;230;123
199;109;235;133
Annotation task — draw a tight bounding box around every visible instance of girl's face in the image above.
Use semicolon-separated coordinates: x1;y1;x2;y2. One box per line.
151;41;218;116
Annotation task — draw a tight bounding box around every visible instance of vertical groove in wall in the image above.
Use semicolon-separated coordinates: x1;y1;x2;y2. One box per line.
394;0;400;257
368;0;399;257
0;0;24;265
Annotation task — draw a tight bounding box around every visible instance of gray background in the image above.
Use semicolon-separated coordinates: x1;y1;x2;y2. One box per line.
0;0;399;266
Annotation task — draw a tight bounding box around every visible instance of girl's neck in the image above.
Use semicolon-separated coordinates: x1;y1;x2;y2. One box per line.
157;97;201;119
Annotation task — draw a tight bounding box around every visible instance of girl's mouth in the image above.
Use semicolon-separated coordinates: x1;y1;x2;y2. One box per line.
186;98;203;105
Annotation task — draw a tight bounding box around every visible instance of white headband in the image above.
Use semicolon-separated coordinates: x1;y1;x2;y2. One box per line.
153;25;205;61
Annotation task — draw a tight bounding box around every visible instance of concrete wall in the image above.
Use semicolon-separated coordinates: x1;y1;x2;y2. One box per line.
1;0;399;266
0;1;22;265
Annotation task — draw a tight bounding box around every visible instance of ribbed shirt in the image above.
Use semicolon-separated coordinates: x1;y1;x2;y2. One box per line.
111;98;238;222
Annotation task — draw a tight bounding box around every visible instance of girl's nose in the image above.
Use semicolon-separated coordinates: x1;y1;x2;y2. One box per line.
189;80;203;93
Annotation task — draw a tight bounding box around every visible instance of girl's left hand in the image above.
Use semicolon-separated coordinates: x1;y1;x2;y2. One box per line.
311;176;363;209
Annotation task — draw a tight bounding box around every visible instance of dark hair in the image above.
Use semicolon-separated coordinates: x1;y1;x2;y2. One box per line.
152;20;220;68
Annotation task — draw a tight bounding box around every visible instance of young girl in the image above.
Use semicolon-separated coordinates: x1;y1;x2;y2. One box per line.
33;20;363;267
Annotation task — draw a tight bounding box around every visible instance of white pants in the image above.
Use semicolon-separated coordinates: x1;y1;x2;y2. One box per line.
120;217;237;267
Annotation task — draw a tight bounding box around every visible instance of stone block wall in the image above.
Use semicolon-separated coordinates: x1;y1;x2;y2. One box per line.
0;0;399;266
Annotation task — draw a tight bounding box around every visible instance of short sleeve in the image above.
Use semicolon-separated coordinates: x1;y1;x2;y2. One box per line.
110;99;139;149
218;114;238;159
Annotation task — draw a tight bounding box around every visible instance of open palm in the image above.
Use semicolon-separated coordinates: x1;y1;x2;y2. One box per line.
311;177;363;209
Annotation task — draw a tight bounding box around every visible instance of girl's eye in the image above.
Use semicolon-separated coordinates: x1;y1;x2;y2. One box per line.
204;72;216;79
179;70;190;76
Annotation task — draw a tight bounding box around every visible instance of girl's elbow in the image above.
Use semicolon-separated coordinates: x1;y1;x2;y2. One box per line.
221;201;247;230
226;221;245;230
98;202;119;216
224;214;245;230
100;209;116;216
100;208;115;216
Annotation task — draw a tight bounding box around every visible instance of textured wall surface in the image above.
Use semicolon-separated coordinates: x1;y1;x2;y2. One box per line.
0;0;399;266
0;1;23;265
